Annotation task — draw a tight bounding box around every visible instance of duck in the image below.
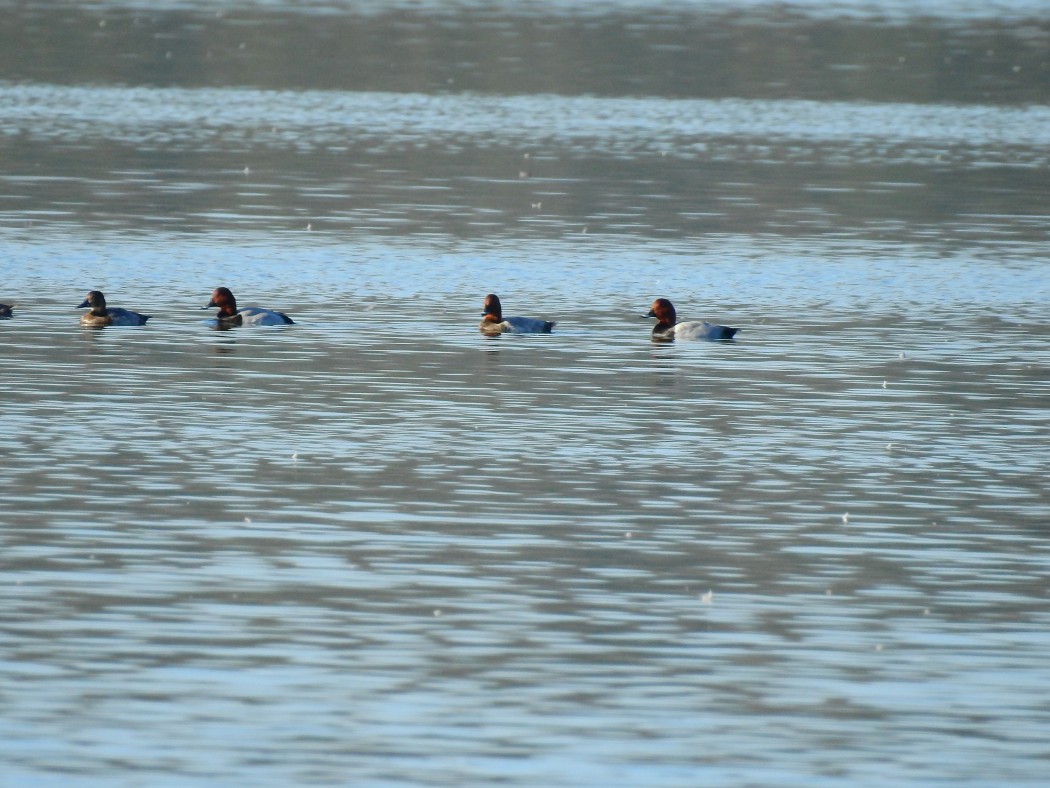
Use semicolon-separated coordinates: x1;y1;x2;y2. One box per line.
479;293;555;334
646;298;738;341
0;303;13;319
77;291;151;327
203;287;294;327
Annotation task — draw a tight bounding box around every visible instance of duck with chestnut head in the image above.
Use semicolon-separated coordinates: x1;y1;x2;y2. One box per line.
203;287;294;328
646;298;737;342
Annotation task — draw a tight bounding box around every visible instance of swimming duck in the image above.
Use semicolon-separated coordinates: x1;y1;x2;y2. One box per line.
479;293;555;334
203;287;294;327
0;303;12;319
77;291;151;327
646;298;738;341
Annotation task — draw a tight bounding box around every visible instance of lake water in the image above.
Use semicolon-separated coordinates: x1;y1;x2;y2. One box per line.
2;1;1050;784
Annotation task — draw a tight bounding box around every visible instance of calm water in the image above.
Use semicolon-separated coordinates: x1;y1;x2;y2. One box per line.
2;1;1050;785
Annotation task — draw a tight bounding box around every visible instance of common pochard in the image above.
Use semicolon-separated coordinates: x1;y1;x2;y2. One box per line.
77;291;151;327
479;293;555;334
646;298;738;341
203;287;294;327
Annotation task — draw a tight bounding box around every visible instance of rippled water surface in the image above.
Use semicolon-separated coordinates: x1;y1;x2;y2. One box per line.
2;0;1050;785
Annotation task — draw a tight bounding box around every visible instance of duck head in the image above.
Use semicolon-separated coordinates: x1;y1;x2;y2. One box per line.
481;293;503;324
78;290;107;314
646;298;677;328
204;287;239;318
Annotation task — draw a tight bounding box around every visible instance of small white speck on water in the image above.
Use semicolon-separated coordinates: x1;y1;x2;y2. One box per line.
886;443;894;450
882;380;888;388
875;644;884;652
433;609;442;617
625;531;632;539
842;512;849;523
244;516;252;523
699;590;713;604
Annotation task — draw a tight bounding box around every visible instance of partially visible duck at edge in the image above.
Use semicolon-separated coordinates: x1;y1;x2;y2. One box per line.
479;293;555;335
646;298;738;342
203;286;294;327
77;290;151;327
0;302;13;319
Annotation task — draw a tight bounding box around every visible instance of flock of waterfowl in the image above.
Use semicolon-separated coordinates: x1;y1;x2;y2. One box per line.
1;289;740;341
